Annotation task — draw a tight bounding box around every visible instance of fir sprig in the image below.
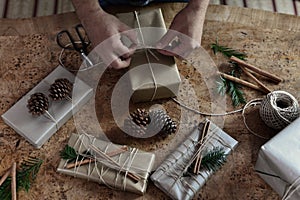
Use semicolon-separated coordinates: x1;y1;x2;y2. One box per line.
60;145;89;163
185;147;227;176
211;41;246;60
217;75;246;107
212;40;247;106
200;147;227;172
0;157;43;200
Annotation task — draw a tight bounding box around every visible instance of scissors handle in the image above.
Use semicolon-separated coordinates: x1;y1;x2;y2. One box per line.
56;24;90;55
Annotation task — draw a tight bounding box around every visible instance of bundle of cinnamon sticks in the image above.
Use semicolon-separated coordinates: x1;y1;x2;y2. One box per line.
218;56;282;94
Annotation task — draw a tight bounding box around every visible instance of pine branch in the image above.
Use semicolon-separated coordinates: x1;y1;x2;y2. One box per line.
200;147;227;172
185;147;227;176
60;145;89;163
211;41;246;60
217;74;246;107
0;157;43;200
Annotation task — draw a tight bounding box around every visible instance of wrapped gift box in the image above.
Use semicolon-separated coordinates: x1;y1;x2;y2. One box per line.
57;133;156;195
117;8;181;102
255;117;300;200
1;66;93;148
151;119;238;200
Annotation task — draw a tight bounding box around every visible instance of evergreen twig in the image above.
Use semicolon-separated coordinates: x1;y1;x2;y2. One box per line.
211;40;246;60
185;147;227;176
200;147;227;172
212;40;247;106
0;157;43;200
60;145;90;163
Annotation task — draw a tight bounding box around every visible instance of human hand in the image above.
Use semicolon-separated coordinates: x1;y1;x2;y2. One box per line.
77;7;138;69
156;0;209;58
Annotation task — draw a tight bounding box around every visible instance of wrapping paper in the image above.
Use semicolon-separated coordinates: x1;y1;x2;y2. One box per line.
255;117;300;200
151;119;238;200
117;9;181;103
1;66;93;148
57;133;156;195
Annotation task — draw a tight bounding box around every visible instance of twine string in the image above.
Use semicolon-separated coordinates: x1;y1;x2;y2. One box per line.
65;133;150;191
173;91;299;139
158;123;232;198
282;176;300;200
134;11;158;101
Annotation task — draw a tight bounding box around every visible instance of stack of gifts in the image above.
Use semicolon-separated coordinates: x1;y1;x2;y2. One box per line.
151;119;238;200
57;133;156;195
1;66;93;148
255;117;300;200
117;8;181;102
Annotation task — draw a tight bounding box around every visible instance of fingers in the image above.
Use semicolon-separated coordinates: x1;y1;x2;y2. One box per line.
119;23;139;45
156;30;177;50
110;56;132;69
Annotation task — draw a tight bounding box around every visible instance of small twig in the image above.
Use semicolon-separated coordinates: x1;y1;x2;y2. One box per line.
89;145;140;182
66;146;128;169
0;167;11;186
106;146;128;157
218;72;267;93
240;66;271;93
230;56;282;83
11;162;17;200
66;158;95;169
193;121;210;174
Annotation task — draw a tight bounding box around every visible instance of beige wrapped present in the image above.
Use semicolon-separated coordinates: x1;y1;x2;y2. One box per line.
57;133;155;195
117;8;181;103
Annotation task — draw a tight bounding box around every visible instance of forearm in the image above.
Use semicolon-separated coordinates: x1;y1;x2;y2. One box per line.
71;0;104;20
186;0;210;16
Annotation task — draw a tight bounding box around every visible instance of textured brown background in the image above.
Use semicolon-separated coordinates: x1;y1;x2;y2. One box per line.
0;4;299;200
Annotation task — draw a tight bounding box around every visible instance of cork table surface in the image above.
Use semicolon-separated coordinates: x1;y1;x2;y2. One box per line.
0;3;300;200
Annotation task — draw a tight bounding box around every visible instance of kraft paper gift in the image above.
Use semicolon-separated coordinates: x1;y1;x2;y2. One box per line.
151;119;238;200
1;66;93;148
117;8;181;102
57;133;156;195
255;117;300;200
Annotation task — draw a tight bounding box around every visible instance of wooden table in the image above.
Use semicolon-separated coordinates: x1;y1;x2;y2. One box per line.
0;4;299;200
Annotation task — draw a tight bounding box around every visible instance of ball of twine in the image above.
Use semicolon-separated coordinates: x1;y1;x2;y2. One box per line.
259;91;300;130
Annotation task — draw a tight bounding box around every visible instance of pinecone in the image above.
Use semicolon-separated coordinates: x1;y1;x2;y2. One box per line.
130;108;150;126
123;108;177;138
49;78;72;100
148;110;177;135
27;92;49;116
123;118;147;137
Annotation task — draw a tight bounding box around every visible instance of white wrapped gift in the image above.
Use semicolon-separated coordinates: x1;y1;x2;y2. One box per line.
255;117;300;200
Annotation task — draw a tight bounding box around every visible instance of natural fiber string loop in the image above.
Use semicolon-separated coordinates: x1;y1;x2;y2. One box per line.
282;176;300;200
259;91;300;130
59;42;103;72
134;11;158;101
241;98;270;139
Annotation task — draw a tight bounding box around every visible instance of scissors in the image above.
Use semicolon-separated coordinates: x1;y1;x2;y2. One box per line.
56;24;93;67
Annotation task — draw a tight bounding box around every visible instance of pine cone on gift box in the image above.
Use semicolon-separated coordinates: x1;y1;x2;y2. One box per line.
27;92;49;116
49;78;72;101
124;108;177;138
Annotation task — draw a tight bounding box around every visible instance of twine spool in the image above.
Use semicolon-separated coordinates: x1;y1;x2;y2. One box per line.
259;91;300;130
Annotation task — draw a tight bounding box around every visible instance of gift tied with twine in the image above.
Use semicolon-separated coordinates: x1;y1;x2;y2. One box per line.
173;56;300;139
61;134;153;191
158;121;235;198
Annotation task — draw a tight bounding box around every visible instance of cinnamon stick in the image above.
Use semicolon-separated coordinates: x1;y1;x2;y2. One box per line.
217;72;267;93
0;167;11;186
230;56;282;83
106;146;128;157
240;66;271;93
11;162;17;200
193;121;210;174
